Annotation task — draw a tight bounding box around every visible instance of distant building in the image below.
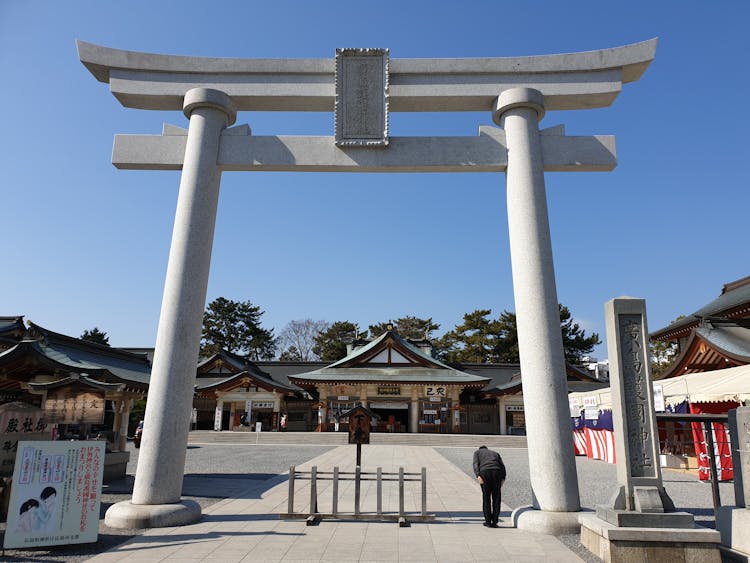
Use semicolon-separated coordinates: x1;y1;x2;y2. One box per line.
582;357;609;382
0;316;604;437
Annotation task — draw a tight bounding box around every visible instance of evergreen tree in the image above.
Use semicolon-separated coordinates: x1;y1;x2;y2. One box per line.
436;310;503;363
437;305;599;365
200;297;277;359
279;346;303;361
557;305;601;365
80;327;110;346
312;321;365;362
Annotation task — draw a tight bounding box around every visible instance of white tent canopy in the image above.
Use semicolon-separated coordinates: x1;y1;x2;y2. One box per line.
568;363;750;411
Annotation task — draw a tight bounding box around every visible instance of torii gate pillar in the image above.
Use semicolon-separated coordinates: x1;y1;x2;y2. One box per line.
496;88;581;531
106;89;236;528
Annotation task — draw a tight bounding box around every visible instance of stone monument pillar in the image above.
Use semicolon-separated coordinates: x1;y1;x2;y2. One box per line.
580;298;720;562
717;407;750;559
105;88;236;529
599;298;677;517
494;88;581;534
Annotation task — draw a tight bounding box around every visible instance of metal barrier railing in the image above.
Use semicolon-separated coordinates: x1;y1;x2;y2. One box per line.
656;412;729;520
280;465;434;526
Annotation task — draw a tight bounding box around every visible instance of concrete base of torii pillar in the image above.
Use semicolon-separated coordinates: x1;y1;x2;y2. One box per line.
511;506;583;536
105;500;202;529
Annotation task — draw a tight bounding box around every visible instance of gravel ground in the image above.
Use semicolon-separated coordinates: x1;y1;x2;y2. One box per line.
435;446;736;563
0;442;735;562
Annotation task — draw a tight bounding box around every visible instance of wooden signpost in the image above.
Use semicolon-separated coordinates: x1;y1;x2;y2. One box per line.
342;405;378;466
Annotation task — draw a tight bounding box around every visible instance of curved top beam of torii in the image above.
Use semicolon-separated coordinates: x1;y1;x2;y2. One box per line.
77;39;656;113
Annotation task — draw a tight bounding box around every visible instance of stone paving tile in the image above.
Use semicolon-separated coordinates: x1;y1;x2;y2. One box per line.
87;445;583;562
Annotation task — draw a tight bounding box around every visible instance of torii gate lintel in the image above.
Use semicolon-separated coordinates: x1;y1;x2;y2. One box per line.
112;123;616;173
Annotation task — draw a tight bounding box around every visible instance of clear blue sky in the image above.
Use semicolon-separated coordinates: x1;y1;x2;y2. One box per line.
1;1;747;359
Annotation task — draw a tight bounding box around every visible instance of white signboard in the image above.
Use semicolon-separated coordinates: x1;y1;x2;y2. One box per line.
583;396;598;408
423;409;437;415
0;405;53;476
425;386;447;398
653;384;665;413
569;398;582;417
252;401;274;409
584;408;600;421
4;441;105;549
214;406;223;431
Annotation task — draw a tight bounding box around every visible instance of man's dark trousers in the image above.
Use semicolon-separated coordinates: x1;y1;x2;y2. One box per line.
480;469;502;525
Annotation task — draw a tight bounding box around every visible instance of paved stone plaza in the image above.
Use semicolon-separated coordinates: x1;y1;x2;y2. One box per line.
0;438;735;561
94;439;736;562
91;444;584;562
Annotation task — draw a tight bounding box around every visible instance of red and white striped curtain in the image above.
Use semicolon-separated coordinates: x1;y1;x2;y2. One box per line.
585;428;616;463
690;401;737;481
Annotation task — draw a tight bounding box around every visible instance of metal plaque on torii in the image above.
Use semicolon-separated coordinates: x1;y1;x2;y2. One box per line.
335;48;389;147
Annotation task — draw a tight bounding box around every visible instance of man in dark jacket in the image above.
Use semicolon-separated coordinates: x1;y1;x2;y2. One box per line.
473;445;506;527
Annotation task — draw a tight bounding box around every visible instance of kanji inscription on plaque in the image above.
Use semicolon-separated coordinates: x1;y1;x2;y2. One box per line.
335;48;389;146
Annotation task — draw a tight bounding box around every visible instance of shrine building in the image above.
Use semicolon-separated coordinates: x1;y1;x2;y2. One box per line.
0;316;604;442
287;328;489;434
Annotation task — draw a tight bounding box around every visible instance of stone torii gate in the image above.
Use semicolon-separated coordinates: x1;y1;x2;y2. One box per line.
78;39;656;533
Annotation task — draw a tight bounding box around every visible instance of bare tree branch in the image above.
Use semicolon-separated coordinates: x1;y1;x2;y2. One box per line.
278;319;330;361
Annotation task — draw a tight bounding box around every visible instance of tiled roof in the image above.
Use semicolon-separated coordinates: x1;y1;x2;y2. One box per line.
0;323;152;386
195;370;299;393
652;276;750;337
695;325;750;360
290;330;489;386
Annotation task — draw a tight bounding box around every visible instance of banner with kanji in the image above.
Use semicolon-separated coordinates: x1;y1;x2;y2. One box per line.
4;441;105;548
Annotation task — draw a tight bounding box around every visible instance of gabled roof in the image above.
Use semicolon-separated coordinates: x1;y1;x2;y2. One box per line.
195;369;299;395
289;330;489;387
656;324;750;379
476;362;604;396
652;275;750;340
0;323;152;390
0;316;25;336
27;374;125;392
0;316;26;348
197;349;254;374
195;349;300;396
